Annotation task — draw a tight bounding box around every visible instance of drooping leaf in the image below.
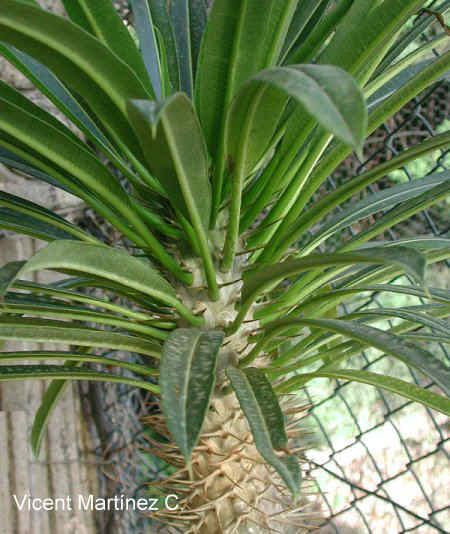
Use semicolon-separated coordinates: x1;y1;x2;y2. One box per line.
61;0;152;92
0;365;159;392
0;317;162;358
0;0;151;157
265;135;450;261
222;64;367;268
160;328;224;463
0;208;78;242
0;240;200;325
31;360;81;458
302;171;450;256
266;318;450;396
241;60;368;248
2;292;169;340
0;190;95;242
228;64;367;165
0;351;157;377
0;44;136;180
227;366;301;497
232;247;426;333
278;369;450;417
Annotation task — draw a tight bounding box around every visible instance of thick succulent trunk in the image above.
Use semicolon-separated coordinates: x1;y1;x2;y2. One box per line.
145;391;314;533
144;254;318;533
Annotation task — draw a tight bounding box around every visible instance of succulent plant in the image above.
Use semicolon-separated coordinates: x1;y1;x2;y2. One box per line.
0;1;449;532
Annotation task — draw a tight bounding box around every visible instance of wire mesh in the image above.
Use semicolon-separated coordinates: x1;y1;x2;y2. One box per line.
305;13;450;531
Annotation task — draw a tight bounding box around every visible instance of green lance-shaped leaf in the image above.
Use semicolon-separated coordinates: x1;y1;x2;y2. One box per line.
281;0;330;60
142;0;180;92
340;180;450;253
160;329;224;466
60;0;152;93
168;0;193;97
257;242;432;322
128;95;211;228
221;64;367;269
0;78;84;147
0;190;96;243
251;65;367;151
195;0;298;159
0;261;24;295
264;135;450;261
0;208;79;242
32;360;81;458
231;247;426;333
347;309;450;337
1;292;169;340
10;278;168;323
0;0;151;158
0;351;157;377
130;0;163;99
188;0;207;76
0;96;180;267
299;284;450;319
0;317;162;358
277;370;450;417
0;347;157;457
226;367;301;497
301;171;450;256
238;63;368;237
0;240;201;325
0;365;159;392
265;318;450;397
318;0;425;81
0;44;143;187
127;96;219;299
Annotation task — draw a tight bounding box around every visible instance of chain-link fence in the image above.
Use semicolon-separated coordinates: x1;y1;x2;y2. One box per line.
304;13;449;531
73;4;449;534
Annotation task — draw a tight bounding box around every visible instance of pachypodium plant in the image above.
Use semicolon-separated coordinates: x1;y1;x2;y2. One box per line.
0;0;449;532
